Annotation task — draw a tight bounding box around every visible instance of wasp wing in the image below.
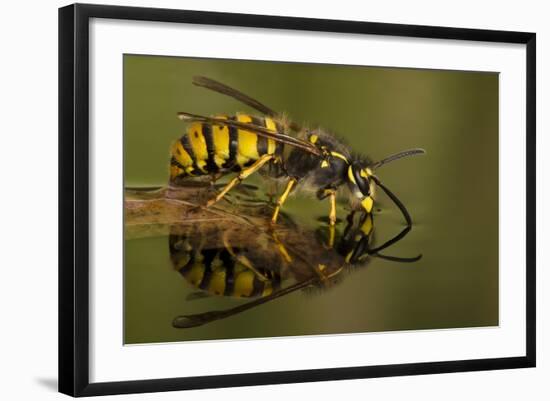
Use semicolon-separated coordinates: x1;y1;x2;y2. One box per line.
192;76;303;132
193;76;278;117
177;111;321;156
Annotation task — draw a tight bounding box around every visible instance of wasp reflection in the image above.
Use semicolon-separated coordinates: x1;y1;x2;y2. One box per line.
168;207;421;329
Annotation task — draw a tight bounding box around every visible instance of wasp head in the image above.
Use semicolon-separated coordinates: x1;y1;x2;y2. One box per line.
346;148;426;214
347;162;376;213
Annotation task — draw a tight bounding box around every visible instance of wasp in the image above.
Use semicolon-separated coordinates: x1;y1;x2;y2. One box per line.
170;76;424;226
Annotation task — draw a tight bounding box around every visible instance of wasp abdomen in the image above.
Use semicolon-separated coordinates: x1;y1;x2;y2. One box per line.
175;246;280;298
170;114;283;182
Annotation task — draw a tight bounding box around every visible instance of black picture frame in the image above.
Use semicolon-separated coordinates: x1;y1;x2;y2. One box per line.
59;3;536;397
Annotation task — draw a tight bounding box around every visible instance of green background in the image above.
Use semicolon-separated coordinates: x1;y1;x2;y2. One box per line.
124;54;499;344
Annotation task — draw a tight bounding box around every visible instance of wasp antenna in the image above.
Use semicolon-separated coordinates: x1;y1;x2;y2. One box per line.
177;111;203;121
371;148;426;169
370;175;413;228
192;75;211;85
374;253;423;263
172;277;318;329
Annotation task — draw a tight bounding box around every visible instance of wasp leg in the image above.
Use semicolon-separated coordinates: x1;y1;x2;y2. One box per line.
209;172;223;186
222;231;270;282
324;225;336;249
236;255;270;283
316;188;337;227
270;178;298;224
328;191;337;226
271;232;293;263
206;154;273;207
318;190;337;249
312;263;344;287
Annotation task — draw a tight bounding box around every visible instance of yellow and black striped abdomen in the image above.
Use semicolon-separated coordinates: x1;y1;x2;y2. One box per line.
170;114;283;181
174;247;281;298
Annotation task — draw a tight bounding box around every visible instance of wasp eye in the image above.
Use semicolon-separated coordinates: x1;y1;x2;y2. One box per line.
352;166;370;196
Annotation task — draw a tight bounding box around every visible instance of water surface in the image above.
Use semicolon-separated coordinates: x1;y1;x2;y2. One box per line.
123;55;499;344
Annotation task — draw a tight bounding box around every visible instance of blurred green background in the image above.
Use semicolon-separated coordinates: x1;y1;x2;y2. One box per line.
124;54;499;344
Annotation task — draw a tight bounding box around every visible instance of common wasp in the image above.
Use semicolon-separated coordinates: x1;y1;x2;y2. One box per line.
170;76;424;227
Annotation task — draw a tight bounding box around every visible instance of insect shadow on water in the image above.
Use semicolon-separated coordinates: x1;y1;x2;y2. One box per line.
169;193;422;329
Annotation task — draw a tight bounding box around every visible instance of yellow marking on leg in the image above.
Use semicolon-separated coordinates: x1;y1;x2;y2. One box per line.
329;191;337;226
272;232;293;263
206;154;273;207
187;123;208;172
271;178;297;224
328;225;335;249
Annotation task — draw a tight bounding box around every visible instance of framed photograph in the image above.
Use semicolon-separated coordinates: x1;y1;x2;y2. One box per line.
58;3;536;397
